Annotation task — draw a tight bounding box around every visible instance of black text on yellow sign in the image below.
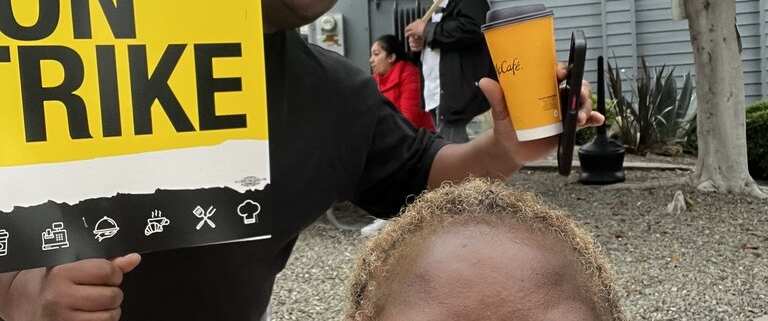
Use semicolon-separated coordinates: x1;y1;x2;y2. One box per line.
0;0;268;166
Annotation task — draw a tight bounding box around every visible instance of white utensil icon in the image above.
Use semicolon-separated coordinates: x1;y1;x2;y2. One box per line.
194;206;216;230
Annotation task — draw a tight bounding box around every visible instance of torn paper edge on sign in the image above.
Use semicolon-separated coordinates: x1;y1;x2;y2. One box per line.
0;140;270;212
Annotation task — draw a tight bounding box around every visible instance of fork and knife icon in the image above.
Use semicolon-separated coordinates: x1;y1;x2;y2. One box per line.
194;206;217;230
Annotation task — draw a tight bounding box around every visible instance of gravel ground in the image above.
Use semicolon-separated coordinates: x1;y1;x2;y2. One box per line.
271;158;768;321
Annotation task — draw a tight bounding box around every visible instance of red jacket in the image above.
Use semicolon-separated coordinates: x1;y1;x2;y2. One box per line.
373;61;436;131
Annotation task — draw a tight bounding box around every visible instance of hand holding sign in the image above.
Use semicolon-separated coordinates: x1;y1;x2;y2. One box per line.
0;0;271;274
0;253;140;321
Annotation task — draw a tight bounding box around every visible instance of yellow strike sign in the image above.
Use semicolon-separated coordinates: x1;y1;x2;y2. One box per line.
0;0;267;166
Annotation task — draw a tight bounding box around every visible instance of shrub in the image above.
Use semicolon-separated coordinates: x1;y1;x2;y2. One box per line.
606;57;696;155
575;124;596;145
655;70;695;146
606;59;639;153
747;100;768;116
746;100;768;180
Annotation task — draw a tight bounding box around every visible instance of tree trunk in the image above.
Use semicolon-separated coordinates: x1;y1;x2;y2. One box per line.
683;0;766;198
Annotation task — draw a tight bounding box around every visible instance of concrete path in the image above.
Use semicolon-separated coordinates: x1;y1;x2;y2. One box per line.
525;159;694;171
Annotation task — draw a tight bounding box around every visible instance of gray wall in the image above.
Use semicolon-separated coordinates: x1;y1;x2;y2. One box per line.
310;0;372;73
736;0;768;101
489;0;767;105
321;0;768;105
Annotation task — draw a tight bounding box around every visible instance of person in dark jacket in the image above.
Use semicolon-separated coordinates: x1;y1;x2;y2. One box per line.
405;0;494;143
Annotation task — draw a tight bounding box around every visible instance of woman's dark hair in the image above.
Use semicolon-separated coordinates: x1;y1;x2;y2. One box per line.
374;34;407;64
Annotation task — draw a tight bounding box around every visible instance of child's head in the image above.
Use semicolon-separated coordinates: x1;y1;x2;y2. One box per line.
346;178;626;321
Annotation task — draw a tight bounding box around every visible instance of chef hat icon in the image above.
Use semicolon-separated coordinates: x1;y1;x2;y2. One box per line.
238;200;261;224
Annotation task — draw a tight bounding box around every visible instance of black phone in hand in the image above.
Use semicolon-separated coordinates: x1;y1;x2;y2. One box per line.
558;30;587;176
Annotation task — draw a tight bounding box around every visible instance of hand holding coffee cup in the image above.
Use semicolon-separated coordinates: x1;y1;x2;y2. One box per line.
482;4;571;141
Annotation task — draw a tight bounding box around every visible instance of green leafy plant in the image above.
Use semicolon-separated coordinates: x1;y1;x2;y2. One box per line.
575;122;597;146
576;94;617;145
606;59;639;153
746;100;768;180
632;58;665;154
655;71;695;146
606;57;696;156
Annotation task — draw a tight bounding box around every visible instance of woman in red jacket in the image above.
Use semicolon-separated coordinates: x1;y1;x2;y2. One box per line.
370;35;435;132
363;35;436;237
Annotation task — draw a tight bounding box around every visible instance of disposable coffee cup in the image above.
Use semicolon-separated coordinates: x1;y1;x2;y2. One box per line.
482;4;562;141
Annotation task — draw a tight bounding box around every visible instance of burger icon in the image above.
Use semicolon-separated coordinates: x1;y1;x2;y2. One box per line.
93;216;119;242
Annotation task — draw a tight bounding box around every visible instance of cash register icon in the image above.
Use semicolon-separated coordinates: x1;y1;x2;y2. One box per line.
42;222;70;251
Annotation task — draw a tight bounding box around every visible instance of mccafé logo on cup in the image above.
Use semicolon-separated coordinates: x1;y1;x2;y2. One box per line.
496;58;522;76
482;4;562;141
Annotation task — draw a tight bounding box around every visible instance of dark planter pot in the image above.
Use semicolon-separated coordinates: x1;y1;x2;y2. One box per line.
577;135;626;185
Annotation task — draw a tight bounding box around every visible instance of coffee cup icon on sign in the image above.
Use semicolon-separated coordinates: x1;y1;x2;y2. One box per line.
145;210;171;236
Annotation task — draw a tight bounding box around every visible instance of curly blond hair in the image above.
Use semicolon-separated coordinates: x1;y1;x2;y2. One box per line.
345;178;626;321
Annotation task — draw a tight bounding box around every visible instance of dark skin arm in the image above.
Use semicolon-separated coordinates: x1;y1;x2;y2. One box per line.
427;65;601;188
0;254;141;321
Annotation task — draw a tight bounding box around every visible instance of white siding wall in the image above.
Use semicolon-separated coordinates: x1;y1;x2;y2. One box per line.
488;0;768;104
488;0;605;86
762;0;768;100
604;0;637;99
737;0;767;101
